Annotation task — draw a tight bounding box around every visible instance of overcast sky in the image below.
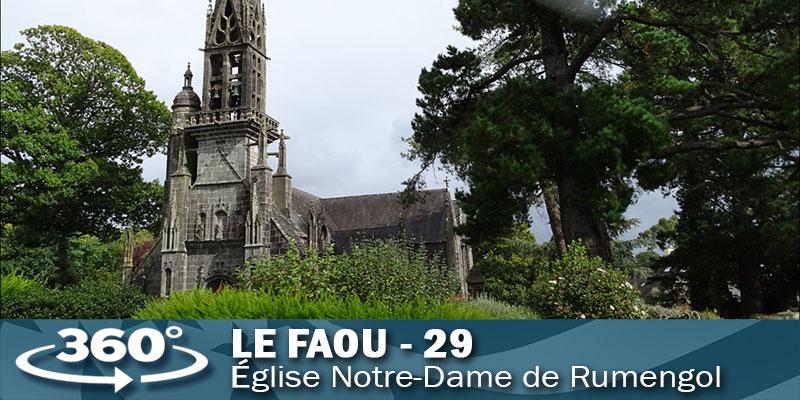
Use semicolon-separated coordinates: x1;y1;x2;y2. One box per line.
1;0;677;241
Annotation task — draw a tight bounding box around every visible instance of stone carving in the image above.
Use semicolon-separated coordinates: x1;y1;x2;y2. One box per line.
196;266;206;288
212;199;229;241
251;181;260;218
195;205;207;240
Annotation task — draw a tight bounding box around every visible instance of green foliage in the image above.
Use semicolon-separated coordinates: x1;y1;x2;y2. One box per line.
460;295;539;320
1;225;153;286
475;224;543;306
0;272;46;299
135;290;530;320
406;0;798;262
665;150;799;316
0;224;58;282
238;240;457;304
1;273;147;319
531;243;644;319
644;305;720;320
611;217;678;281
1;25;169;250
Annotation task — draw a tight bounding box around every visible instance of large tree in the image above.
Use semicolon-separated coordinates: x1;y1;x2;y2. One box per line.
1;26;169;257
406;0;799;261
665;148;798;316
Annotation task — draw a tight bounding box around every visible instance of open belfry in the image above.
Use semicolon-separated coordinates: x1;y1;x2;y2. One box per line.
133;0;473;296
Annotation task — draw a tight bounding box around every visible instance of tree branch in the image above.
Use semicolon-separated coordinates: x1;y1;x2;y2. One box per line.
471;52;541;93
568;14;621;79
654;134;798;158
665;100;779;122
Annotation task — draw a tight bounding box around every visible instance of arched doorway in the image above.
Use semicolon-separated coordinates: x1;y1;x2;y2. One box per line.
205;274;235;292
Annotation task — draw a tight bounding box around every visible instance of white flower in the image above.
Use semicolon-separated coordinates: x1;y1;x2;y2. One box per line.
548;280;558;285
580;314;587;319
610;305;616;311
597;268;606;273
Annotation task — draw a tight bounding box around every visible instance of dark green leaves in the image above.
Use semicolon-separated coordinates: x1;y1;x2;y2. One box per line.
1;25;170;244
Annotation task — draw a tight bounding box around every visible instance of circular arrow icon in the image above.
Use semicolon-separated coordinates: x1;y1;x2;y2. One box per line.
16;345;133;393
15;327;209;393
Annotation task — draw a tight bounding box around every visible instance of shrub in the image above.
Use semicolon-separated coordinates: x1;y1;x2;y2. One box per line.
1;273;54;319
0;225;59;282
238;240;457;304
531;243;644;319
460;295;539;319
135;289;501;320
57;280;149;319
1;274;147;319
474;224;543;306
644;305;722;320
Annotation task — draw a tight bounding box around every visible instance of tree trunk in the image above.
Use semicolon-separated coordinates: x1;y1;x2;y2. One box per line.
557;174;614;261
538;11;614;262
738;263;763;317
543;182;567;254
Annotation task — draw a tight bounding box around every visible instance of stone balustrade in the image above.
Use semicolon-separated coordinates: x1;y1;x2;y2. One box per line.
184;107;279;131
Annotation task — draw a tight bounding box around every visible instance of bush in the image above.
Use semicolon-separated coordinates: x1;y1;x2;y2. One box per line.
475;225;543;307
238;240;457;304
644;305;721;320
0;227;156;287
0;273;53;319
1;274;147;319
135;289;508;320
460;295;539;319
0;225;59;282
531;243;644;319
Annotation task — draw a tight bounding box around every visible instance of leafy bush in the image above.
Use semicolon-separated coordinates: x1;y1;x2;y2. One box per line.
57;280;149;319
0;225;59;282
531;243;644;319
238;240;457;303
460;295;539;319
474;225;543;306
1;272;46;297
1;274;147;319
135;289;506;320
644;305;721;320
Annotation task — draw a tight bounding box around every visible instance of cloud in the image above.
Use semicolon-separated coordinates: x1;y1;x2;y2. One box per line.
1;0;676;235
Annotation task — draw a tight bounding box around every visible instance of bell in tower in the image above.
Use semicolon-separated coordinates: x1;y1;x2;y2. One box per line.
201;0;268;114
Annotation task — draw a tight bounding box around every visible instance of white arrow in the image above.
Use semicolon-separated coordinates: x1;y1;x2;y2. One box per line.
16;345;134;393
140;345;208;384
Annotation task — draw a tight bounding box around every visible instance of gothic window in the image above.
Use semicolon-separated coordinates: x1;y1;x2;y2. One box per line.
230;53;241;75
211;54;223;77
215;0;241;45
319;225;329;252
210;84;223;110
163;267;172;298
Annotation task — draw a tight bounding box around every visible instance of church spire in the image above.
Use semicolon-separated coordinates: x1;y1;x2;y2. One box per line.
183;63;194;89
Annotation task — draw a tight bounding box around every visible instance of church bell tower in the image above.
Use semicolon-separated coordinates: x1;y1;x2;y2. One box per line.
202;0;268;113
156;0;284;296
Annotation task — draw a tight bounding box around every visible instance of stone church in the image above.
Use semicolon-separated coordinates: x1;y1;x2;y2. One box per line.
130;0;473;297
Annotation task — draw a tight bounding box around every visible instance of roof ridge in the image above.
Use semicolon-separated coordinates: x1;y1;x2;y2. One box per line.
319;188;447;201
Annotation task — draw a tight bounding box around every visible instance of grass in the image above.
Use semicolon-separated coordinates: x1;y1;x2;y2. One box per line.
134;289;538;320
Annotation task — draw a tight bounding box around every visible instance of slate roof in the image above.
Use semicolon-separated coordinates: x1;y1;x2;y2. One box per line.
291;188;452;245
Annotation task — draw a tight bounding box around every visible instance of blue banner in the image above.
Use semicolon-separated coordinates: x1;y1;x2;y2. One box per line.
1;320;798;399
